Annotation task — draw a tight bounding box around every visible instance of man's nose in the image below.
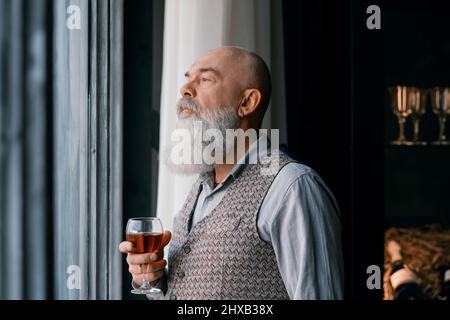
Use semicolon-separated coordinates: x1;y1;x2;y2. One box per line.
180;82;196;98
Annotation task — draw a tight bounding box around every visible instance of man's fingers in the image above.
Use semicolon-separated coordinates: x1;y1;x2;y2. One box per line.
128;260;167;274
132;270;165;285
126;252;159;265
119;241;133;253
123;230;170;289
120;230;170;255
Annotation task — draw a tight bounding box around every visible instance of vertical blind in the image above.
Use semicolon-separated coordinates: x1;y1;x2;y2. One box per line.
0;0;51;300
0;0;124;299
53;0;123;300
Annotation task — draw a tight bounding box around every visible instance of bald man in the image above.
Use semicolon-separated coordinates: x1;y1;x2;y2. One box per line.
119;47;344;300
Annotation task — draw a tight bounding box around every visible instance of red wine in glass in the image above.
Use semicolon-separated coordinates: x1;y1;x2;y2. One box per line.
127;232;163;254
126;217;164;296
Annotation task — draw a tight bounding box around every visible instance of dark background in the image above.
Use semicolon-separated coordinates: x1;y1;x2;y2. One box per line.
122;0;450;300
383;1;450;228
123;0;162;300
282;0;450;299
282;0;383;301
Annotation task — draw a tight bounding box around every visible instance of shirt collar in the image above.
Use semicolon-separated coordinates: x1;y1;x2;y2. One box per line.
199;132;270;187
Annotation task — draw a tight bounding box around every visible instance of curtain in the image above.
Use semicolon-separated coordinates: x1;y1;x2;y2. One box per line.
0;0;124;300
156;0;287;232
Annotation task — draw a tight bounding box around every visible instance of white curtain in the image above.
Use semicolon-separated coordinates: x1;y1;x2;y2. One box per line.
157;0;287;232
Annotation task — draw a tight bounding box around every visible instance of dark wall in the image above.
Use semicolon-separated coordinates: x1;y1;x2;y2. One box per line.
123;0;154;220
350;0;386;300
282;0;450;299
282;0;384;300
123;0;160;300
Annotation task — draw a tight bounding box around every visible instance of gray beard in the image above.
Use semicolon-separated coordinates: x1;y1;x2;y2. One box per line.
162;106;240;175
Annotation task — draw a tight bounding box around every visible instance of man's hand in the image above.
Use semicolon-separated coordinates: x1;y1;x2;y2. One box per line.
119;231;171;286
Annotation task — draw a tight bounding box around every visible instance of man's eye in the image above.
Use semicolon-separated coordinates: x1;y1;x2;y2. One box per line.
201;78;210;82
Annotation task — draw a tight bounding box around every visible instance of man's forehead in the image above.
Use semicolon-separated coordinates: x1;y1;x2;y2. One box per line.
189;56;223;72
188;49;240;72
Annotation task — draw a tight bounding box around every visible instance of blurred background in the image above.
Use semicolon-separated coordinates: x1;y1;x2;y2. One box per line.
0;0;449;300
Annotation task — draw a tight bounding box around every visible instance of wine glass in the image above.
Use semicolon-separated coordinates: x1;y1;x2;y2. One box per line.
126;217;164;296
430;87;450;145
409;88;428;146
388;86;414;145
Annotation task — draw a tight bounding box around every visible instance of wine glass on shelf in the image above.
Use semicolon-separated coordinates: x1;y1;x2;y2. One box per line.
388;86;414;145
126;217;164;296
409;88;428;146
430;87;450;145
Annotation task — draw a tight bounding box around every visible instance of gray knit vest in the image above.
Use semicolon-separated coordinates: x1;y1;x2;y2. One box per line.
166;151;295;300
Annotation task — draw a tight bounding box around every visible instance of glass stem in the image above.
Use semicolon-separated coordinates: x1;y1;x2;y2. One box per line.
397;116;406;142
141;264;150;289
438;116;447;141
412;118;420;142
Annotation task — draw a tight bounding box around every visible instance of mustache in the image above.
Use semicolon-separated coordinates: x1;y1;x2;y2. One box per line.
176;97;201;117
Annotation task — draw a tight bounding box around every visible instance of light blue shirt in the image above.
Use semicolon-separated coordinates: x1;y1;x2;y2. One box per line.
188;134;344;300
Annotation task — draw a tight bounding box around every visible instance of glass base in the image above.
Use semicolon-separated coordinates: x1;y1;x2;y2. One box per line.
410;140;427;146
131;287;162;295
431;140;450;146
391;140;414;146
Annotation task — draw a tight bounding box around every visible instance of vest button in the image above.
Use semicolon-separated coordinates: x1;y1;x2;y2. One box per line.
170;294;177;300
183;245;191;254
178;271;185;279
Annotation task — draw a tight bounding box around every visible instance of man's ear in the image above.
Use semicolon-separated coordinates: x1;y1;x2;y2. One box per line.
238;89;262;118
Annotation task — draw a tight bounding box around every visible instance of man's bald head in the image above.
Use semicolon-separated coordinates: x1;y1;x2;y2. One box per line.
241;49;272;118
202;46;272;119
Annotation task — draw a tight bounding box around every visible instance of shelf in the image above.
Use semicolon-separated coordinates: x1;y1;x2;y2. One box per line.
385;144;450;150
